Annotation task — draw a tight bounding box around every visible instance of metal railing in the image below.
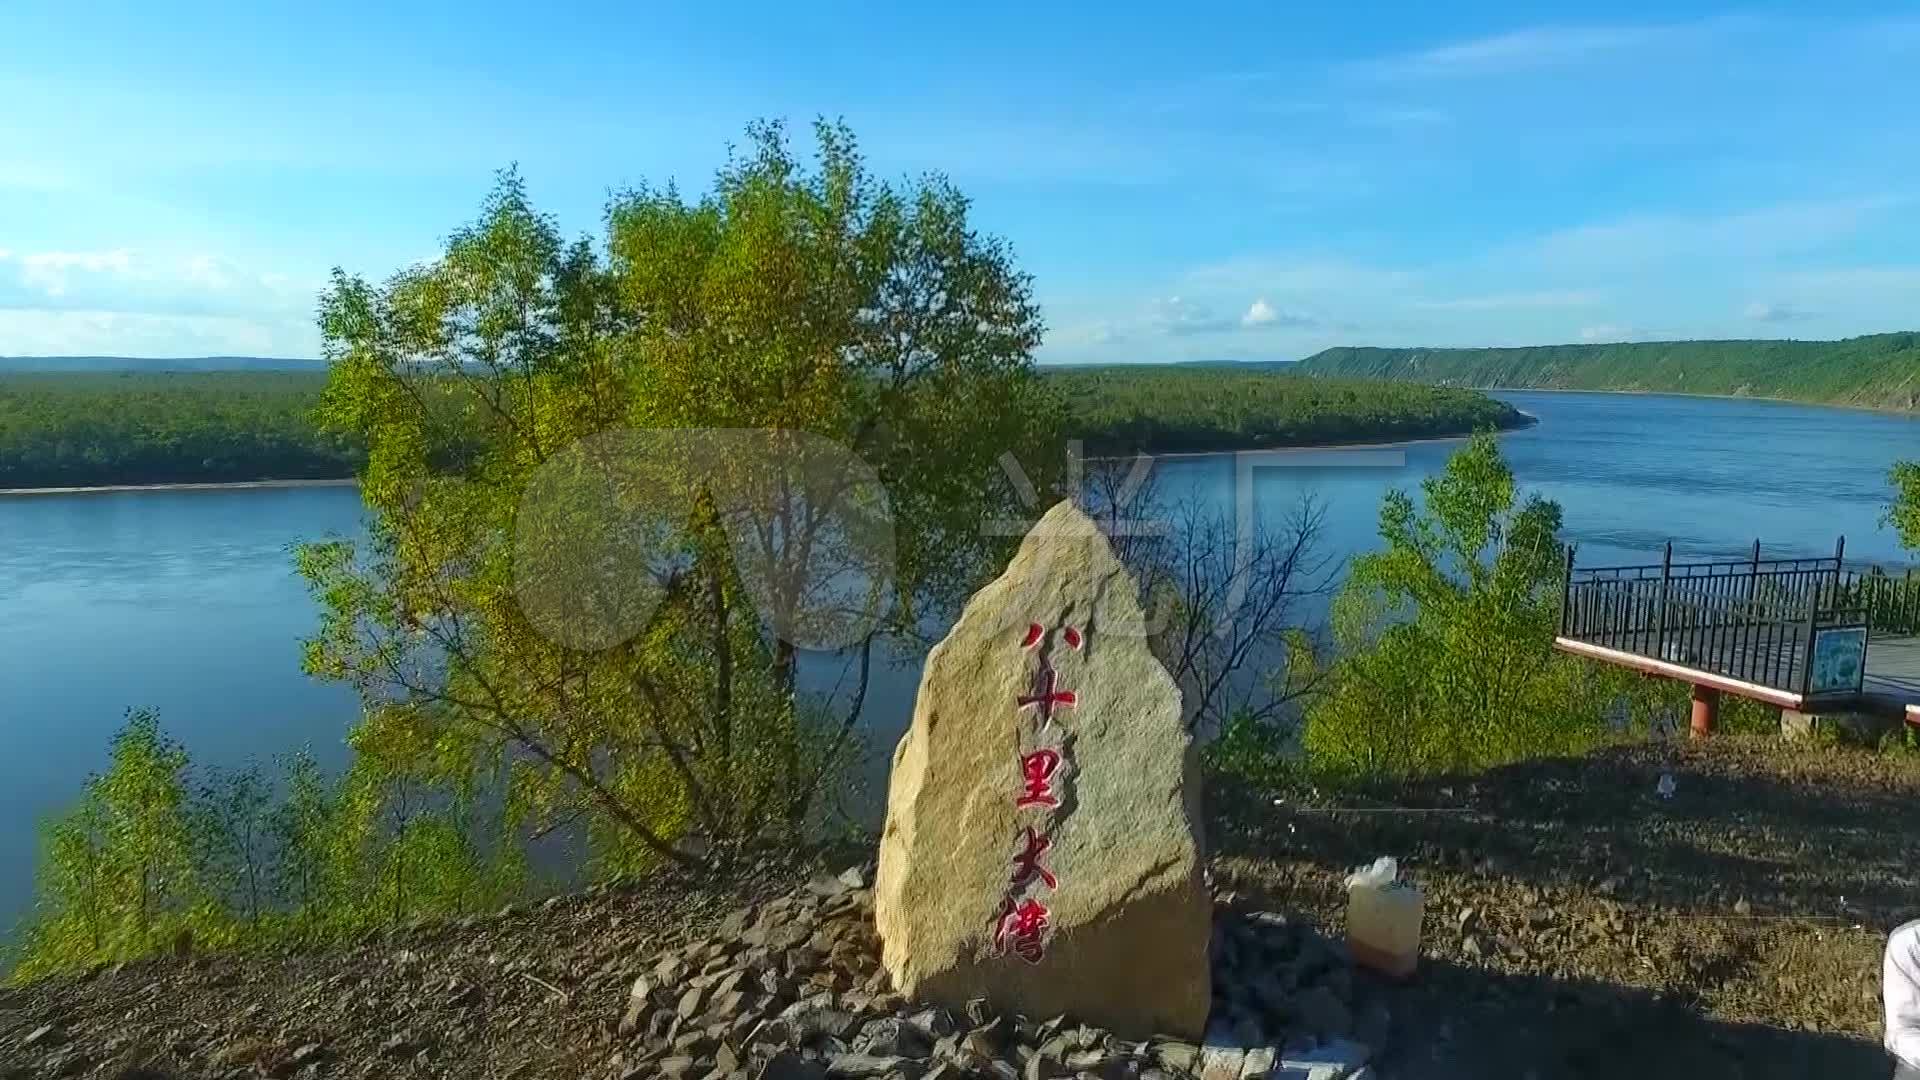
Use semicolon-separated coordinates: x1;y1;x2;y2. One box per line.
1559;538;1873;699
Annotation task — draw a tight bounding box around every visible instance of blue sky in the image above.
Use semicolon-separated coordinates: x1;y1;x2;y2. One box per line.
3;2;1918;362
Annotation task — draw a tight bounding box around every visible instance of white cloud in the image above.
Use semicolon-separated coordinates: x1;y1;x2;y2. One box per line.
1049;320;1124;348
1241;298;1316;329
1149;296;1236;336
1743;301;1811;322
0;249;325;355
1415;289;1602;311
0;308;318;358
18;249;134;296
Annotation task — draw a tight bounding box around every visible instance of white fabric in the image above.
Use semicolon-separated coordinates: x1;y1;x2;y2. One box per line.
1886;919;1920;1069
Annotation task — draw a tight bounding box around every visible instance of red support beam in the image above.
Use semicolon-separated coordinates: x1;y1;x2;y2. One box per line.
1690;683;1720;738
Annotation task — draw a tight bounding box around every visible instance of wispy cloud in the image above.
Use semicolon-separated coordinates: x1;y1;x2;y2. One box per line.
1506;196;1907;272
17;250;135;296
1578;324;1665;343
1415;289;1602;311
1743;301;1812;323
0;309;316;358
1357;24;1671;79
1149;296;1236;336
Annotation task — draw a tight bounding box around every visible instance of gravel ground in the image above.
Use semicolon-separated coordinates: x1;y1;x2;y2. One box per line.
0;857;812;1079
1214;734;1920;1079
4;734;1913;1080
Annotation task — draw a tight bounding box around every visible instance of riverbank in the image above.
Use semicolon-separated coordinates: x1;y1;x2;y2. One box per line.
0;366;1526;491
0;477;359;497
1450;384;1920;420
0;417;1536;495
1295;333;1920;417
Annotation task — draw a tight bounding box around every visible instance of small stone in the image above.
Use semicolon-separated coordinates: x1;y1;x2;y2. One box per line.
291;1043;325;1064
858;1018;934;1058
1152;1042;1199;1073
827;1054;914;1078
839;865;869;889
22;1024;62;1048
1025;1049;1065;1080
1275;1037;1370;1080
658;1056;700;1079
810;874;854;898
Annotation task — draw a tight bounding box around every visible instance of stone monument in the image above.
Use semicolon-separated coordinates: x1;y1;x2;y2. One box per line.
873;500;1211;1039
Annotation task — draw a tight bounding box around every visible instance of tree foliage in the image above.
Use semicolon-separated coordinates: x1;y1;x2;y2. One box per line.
298;120;1059;868
9;712;520;980
1303;434;1608;778
1891;461;1920;552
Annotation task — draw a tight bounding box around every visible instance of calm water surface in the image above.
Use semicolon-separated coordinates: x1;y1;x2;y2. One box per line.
3;391;1918;926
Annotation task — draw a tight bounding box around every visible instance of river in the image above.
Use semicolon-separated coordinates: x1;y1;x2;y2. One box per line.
3;390;1918;928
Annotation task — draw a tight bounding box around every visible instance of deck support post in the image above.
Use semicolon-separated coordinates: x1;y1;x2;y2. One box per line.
1690;683;1720;738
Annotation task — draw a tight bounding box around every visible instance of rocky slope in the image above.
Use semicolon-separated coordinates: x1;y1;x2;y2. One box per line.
0;858;1382;1080
6;736;1913;1080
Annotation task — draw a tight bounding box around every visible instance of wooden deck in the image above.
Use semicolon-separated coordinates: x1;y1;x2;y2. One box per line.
1557;538;1920;727
1862;634;1920;722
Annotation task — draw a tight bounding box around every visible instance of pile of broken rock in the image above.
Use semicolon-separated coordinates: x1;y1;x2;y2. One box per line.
608;866;1383;1080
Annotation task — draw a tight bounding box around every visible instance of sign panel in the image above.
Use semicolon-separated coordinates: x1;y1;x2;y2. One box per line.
1810;627;1867;695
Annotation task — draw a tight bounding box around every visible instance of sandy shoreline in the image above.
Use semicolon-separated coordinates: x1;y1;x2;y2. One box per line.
1470;384;1920;418
0;477;360;497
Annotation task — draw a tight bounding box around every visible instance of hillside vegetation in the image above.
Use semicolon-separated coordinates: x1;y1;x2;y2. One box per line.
0;366;1524;488
0;372;361;487
1050;366;1526;454
1299;332;1920;411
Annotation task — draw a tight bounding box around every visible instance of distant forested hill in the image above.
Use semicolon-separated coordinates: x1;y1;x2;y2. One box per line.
1297;333;1920;411
0;356;326;373
0;366;1525;488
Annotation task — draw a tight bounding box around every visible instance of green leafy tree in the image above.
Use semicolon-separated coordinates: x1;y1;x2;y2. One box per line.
13;710;201;977
1890;461;1920;551
193;764;275;931
298;119;1058;868
1304;434;1605;778
268;750;343;928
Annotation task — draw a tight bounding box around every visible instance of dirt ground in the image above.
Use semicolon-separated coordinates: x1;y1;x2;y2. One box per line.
4;734;1915;1079
1213;733;1920;1079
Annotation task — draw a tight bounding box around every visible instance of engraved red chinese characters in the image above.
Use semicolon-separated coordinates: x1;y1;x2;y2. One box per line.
994;896;1052;965
1017;748;1061;809
1009;825;1058;891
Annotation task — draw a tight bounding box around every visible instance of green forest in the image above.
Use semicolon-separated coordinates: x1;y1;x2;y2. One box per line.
1298;332;1920;411
0;366;1524;488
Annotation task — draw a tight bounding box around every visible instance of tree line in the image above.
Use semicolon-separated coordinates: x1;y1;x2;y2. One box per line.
0;368;1524;489
1298;333;1920;412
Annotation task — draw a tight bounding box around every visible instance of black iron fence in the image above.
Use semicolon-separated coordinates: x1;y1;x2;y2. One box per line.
1559;538;1884;700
